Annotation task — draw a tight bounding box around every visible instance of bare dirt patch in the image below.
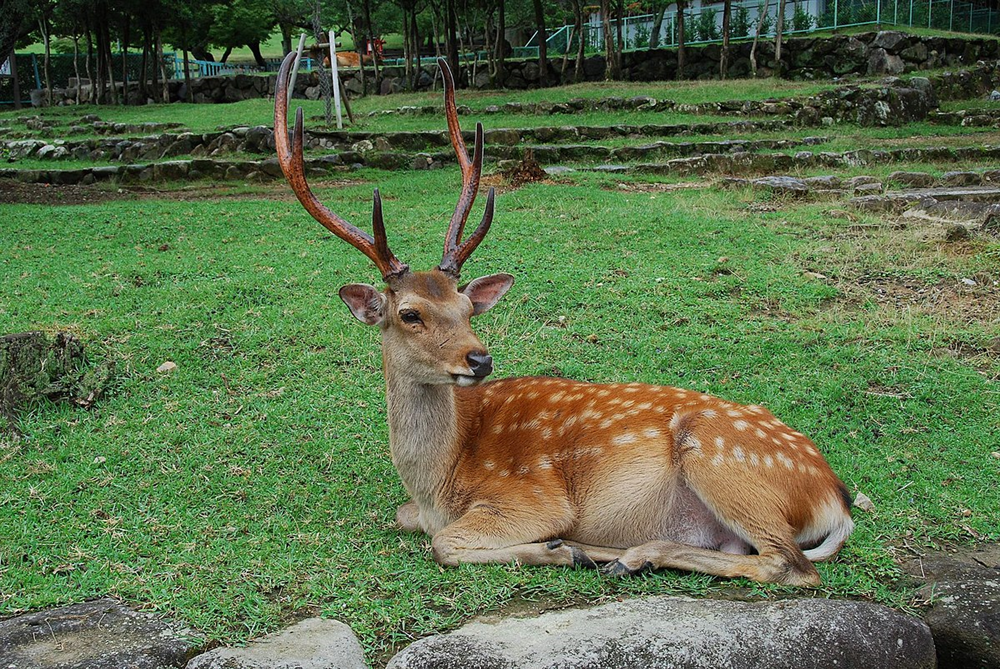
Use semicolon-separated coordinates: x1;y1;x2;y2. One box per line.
840;273;999;324
610;181;705;193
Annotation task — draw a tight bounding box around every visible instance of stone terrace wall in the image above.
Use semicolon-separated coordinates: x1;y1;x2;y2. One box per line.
38;31;1000;106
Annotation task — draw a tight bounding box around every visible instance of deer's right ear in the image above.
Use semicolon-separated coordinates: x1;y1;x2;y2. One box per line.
339;284;385;325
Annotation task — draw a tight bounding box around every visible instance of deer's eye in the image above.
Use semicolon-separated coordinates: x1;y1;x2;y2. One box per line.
400;310;422;324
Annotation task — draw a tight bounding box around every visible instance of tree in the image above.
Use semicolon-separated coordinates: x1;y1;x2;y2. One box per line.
210;0;275;65
676;0;686;79
647;0;669;49
774;0;787;75
270;0;312;55
720;0;732;78
532;0;547;85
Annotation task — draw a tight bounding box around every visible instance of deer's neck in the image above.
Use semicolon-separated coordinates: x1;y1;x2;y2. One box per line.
384;373;464;513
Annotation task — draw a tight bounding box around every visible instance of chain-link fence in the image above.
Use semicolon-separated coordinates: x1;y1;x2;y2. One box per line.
525;0;999;57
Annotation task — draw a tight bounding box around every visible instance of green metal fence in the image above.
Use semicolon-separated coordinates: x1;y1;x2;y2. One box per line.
528;0;1000;57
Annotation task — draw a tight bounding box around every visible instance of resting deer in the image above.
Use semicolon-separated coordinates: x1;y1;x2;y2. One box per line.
274;55;854;586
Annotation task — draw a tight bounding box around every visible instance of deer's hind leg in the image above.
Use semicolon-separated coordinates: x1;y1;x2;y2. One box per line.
431;501;601;568
604;461;821;585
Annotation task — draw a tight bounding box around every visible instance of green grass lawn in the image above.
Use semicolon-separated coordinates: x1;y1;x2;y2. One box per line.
2;166;998;662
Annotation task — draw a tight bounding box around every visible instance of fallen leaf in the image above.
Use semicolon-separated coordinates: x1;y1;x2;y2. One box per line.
853;492;875;512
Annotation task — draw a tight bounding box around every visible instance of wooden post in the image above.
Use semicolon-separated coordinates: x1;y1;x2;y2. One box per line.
288;33;306;105
328;30;343;129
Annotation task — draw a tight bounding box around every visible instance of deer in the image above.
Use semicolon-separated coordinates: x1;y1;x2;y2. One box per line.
273;54;855;586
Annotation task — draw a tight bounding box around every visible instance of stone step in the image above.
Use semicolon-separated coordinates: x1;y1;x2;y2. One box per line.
852;186;1000;212
3;146;1000;187
2;120;803;163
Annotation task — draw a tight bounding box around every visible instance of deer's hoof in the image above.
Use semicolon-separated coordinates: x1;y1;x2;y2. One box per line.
570;547;598;570
601;559;653;577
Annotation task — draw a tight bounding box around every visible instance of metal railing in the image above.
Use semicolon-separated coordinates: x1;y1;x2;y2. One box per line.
525;0;1000;57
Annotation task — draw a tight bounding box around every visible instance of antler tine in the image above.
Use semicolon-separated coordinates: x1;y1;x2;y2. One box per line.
274;52;408;281
438;58;492;278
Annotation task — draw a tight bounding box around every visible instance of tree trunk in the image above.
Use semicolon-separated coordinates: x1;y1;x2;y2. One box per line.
445;0;459;75
73;35;83;105
121;15;130;104
156;26;169;103
573;0;584;82
749;0;769;77
345;1;364;95
182;49;192;102
103;21;118;104
613;0;624;61
676;0;686;79
495;0;506;84
402;7;412;88
601;0;615;79
248;40;266;67
85;24;95;103
280;25;293;55
311;3;333;124
532;0;547;86
221;46;233;63
649;8;665;49
138;27;148;100
774;0;787;76
363;0;380;91
721;0;731;78
39;17;51;107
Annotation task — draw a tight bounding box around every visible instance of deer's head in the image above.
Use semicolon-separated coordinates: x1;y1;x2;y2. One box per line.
275;55;513;386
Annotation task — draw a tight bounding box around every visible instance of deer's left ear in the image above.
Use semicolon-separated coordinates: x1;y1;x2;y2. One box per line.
461;273;515;316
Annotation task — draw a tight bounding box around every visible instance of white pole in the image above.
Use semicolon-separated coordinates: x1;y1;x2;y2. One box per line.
329;30;343;129
287;33;306;106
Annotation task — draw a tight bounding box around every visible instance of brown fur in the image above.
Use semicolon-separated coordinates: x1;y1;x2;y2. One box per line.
346;271;854;585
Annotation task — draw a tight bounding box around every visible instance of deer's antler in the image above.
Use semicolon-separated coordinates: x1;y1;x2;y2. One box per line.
274;51;408;281
437;58;496;279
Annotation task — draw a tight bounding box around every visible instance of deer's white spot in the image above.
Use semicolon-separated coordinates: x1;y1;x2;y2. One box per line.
643;428;662;439
537;456;553;470
764;455;774;468
734;420;749;431
612;432;638;445
702;409;718;418
732;446;746;462
484;460;496;470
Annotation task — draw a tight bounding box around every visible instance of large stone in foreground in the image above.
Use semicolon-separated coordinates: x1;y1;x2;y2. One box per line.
387;596;934;669
0;598;204;668
186;618;367;669
905;548;1000;669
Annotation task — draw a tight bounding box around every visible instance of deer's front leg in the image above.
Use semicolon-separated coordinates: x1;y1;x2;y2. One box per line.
430;503;596;568
395;500;421;533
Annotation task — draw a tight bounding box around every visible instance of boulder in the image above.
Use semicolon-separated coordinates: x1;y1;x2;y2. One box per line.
0;598;204;668
905;549;1000;669
868;48;906;76
186;618;366;669
387;596;935;669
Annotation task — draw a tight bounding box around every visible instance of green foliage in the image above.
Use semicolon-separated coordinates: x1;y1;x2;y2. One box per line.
695;8;721;41
208;0;275;54
731;5;752;38
792;2;815;31
758;4;774;34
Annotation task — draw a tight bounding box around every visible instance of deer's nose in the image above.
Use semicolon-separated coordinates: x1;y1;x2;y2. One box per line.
466;351;493;378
